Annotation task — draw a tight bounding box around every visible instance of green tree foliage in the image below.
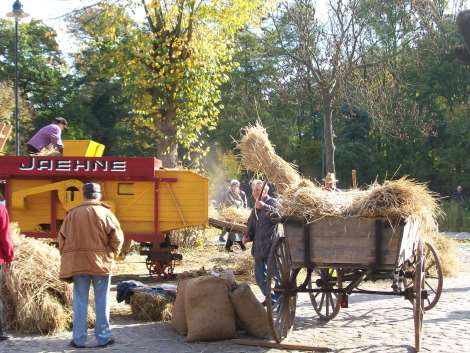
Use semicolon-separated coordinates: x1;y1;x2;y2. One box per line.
0;19;67;124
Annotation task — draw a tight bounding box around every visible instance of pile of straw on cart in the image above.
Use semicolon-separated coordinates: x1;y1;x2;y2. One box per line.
238;123;457;276
0;226;95;334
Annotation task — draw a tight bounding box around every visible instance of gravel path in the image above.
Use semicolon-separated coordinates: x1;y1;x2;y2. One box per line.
1;245;468;353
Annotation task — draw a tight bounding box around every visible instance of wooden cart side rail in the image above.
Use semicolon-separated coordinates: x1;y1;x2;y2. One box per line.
284;216;408;270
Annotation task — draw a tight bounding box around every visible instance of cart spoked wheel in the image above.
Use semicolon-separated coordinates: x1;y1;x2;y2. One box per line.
423;241;443;311
308;268;342;321
414;241;425;352
266;237;297;343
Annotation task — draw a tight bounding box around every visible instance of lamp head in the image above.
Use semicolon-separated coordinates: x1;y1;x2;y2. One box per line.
7;1;29;19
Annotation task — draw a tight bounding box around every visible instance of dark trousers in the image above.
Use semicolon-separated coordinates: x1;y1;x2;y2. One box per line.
26;144;39;154
225;238;246;251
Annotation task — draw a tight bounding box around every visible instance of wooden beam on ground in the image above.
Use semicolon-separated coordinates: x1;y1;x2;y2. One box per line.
230;338;333;352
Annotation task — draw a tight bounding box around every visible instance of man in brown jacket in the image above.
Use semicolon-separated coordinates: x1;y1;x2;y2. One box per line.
59;182;124;348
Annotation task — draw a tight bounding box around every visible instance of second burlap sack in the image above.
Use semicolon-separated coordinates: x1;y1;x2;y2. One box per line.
171;278;191;335
185;275;237;342
229;283;270;338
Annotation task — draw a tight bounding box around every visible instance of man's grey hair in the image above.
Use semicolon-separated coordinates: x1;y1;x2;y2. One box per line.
251;179;269;192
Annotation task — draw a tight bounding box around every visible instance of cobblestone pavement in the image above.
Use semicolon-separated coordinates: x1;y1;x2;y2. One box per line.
1;245;469;353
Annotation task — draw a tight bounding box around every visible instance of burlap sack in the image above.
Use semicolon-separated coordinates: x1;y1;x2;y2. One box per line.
171;278;190;335
185;276;237;342
229;283;269;338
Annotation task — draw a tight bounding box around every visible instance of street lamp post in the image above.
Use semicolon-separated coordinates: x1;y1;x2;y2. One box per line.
7;0;29;156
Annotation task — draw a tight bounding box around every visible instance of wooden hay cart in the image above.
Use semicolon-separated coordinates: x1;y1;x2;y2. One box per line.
265;216;443;352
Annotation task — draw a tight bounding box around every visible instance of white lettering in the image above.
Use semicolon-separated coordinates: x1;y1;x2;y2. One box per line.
110;161;126;172
19;158;35;171
37;160;52;171
92;160;108;172
73;160;90;171
56;160;71;172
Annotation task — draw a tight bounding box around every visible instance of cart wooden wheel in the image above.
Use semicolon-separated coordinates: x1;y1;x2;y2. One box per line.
414;241;425;352
423;241;443;311
266;237;297;343
308;268;342;321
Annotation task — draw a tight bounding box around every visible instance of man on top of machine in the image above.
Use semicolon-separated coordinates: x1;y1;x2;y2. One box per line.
26;117;68;156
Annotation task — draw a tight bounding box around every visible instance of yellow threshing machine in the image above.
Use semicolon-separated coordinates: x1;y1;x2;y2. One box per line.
0;140;208;279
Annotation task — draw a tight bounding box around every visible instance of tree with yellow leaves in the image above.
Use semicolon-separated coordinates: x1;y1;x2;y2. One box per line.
71;0;271;166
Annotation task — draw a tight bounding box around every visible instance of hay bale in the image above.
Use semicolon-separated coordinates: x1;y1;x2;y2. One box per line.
0;230;95;335
237;123;301;193
229;283;269;338
130;291;173;322
185;276;237;342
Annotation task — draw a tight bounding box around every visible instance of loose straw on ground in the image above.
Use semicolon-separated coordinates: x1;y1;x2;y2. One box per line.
1;225;95;334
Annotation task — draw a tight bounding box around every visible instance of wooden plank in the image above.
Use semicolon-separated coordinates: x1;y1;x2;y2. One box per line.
396;216;420;267
208;217;247;233
230;338;333;352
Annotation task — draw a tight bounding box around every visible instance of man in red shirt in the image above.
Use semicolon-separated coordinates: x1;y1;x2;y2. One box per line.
0;193;14;341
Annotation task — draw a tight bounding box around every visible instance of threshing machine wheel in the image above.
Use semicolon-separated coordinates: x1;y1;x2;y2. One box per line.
145;257;175;280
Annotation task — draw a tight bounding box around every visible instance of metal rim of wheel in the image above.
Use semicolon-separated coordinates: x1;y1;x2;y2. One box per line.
308;268;342;321
423;241;443;311
414;241;425;352
266;237;297;343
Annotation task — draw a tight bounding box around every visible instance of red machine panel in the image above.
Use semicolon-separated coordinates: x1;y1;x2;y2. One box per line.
0;156;162;180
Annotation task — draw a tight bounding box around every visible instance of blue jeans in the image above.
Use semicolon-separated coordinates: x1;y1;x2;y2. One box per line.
255;258;268;297
72;275;112;346
255;258;280;302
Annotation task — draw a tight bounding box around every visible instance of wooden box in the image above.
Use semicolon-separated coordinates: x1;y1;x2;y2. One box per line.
284;216;420;270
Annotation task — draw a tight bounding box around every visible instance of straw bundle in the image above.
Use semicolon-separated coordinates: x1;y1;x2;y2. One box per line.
218;207;251;225
280;180;363;221
237;123;301;193
348;178;441;231
33;144;61;157
130;291;173;322
1;230;95;334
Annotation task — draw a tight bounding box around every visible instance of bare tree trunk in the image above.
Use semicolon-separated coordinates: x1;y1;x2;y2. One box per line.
323;100;335;174
155;111;178;168
156;142;178;168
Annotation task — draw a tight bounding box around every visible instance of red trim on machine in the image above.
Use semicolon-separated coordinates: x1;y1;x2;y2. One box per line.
0;156;162;179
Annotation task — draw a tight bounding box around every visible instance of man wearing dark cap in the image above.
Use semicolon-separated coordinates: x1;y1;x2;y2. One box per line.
58;183;124;348
26;117;68;155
